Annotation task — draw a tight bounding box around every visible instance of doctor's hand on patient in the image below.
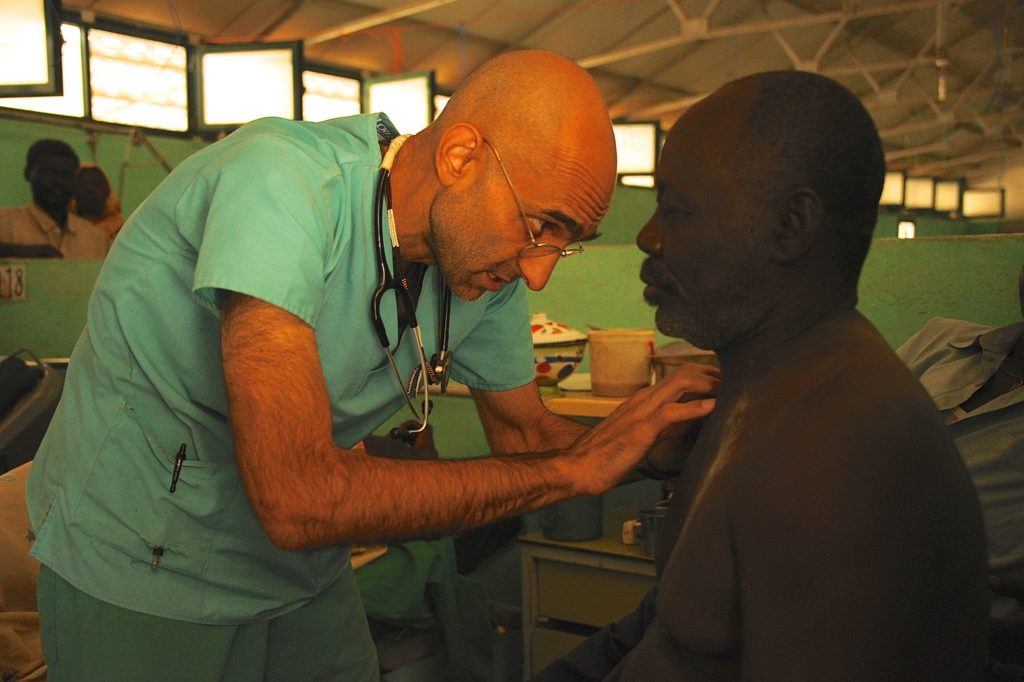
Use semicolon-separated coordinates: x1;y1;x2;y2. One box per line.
563;363;718;496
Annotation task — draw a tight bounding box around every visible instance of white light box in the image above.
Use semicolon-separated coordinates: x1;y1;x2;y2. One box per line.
302;70;360;122
897;219;916;239
366;73;433;134
934;180;962;213
89;29;188;131
200;46;297;126
1;23;84;117
433;94;449;120
961;189;1004;219
904;177;935;210
879;171;905;206
613;122;658;175
620;175;655;188
0;0;58;94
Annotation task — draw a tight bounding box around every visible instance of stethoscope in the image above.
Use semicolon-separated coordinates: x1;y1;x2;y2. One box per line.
370;134;453;437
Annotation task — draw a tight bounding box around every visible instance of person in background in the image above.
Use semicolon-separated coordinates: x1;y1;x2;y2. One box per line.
71;164;125;241
539;70;989;680
26;50;717;680
0;139;109;259
896;268;1024;673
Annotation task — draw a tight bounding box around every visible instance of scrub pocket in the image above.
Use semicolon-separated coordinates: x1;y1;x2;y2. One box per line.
68;401;241;578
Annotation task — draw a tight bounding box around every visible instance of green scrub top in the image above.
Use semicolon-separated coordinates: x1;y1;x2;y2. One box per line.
26;114;534;625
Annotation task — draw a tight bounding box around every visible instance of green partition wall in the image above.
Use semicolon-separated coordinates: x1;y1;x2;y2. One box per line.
3;233;1022;363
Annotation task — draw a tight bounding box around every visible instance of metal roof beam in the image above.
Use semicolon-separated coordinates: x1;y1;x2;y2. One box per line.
665;0;689;26
880;113;956;137
910;146;1024;174
886;140;950;161
305;0;464;47
702;0;723;21
577;0;983;69
626;54;946;119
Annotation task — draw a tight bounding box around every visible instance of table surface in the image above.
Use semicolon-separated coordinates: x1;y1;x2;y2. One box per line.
519;507;653;563
542;391;628;419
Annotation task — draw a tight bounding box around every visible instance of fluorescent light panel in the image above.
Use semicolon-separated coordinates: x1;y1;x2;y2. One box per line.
903;177;934;210
202;48;295;125
367;75;431;134
620;175;655;188
302;70;360;122
934;180;961;213
433;94;449;120
0;24;84;117
89;29;188;131
613;123;657;174
0;0;49;86
879;171;905;206
961;189;1004;218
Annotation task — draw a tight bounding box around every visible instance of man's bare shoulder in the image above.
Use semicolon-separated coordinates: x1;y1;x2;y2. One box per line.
68;214;111;247
0;206;38;242
0;205;31;220
719;315;978;552
740;315;952;465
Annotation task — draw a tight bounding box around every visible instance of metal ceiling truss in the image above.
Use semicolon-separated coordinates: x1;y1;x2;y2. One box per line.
575;0;982;69
626;0;993;120
606;0;1019;176
305;0;465;47
59;0;1019;179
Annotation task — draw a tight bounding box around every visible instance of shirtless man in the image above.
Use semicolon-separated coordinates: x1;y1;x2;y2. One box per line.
614;71;988;679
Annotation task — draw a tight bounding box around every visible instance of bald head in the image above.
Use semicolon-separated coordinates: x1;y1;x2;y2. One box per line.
391;51;616;300
434;50;617;231
716;71;885;281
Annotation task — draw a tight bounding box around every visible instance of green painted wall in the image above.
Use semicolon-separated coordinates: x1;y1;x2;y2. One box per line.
859;235;1024;347
0;258;101;358
530;234;1024;355
3;233;1022;360
593;186;1007;245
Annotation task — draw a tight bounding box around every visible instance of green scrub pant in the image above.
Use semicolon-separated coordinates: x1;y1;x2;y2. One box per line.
37;564;380;681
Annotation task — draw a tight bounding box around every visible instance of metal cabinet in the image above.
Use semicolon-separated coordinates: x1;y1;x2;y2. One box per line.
519;522;656;678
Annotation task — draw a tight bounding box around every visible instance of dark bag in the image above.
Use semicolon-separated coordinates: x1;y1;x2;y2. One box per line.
0;350;42;418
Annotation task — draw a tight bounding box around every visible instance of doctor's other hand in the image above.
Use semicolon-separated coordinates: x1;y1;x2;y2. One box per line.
564;363;718;495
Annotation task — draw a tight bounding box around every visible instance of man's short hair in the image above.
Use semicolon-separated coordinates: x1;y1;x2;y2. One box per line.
730;71;885;282
26;139;79;171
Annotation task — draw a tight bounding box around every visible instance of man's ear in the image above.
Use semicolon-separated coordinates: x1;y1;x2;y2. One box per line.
435;123;484;187
769;187;822;264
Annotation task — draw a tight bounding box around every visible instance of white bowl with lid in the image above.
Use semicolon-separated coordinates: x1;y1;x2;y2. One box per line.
530;313;588;386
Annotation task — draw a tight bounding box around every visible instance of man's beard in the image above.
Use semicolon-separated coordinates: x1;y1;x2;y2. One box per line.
655;287;770;351
427;194;486;302
645;253;771;351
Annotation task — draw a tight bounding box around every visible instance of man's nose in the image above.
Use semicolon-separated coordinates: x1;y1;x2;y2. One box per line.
637;221;661;256
519;254;560;291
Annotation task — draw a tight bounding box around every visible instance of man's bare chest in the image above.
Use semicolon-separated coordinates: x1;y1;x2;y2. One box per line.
654;423;741;656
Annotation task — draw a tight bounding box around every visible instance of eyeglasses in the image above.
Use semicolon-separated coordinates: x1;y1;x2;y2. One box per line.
482;139;586;261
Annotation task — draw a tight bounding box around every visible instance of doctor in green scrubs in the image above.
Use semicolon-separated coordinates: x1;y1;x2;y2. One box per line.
27;50;717;679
